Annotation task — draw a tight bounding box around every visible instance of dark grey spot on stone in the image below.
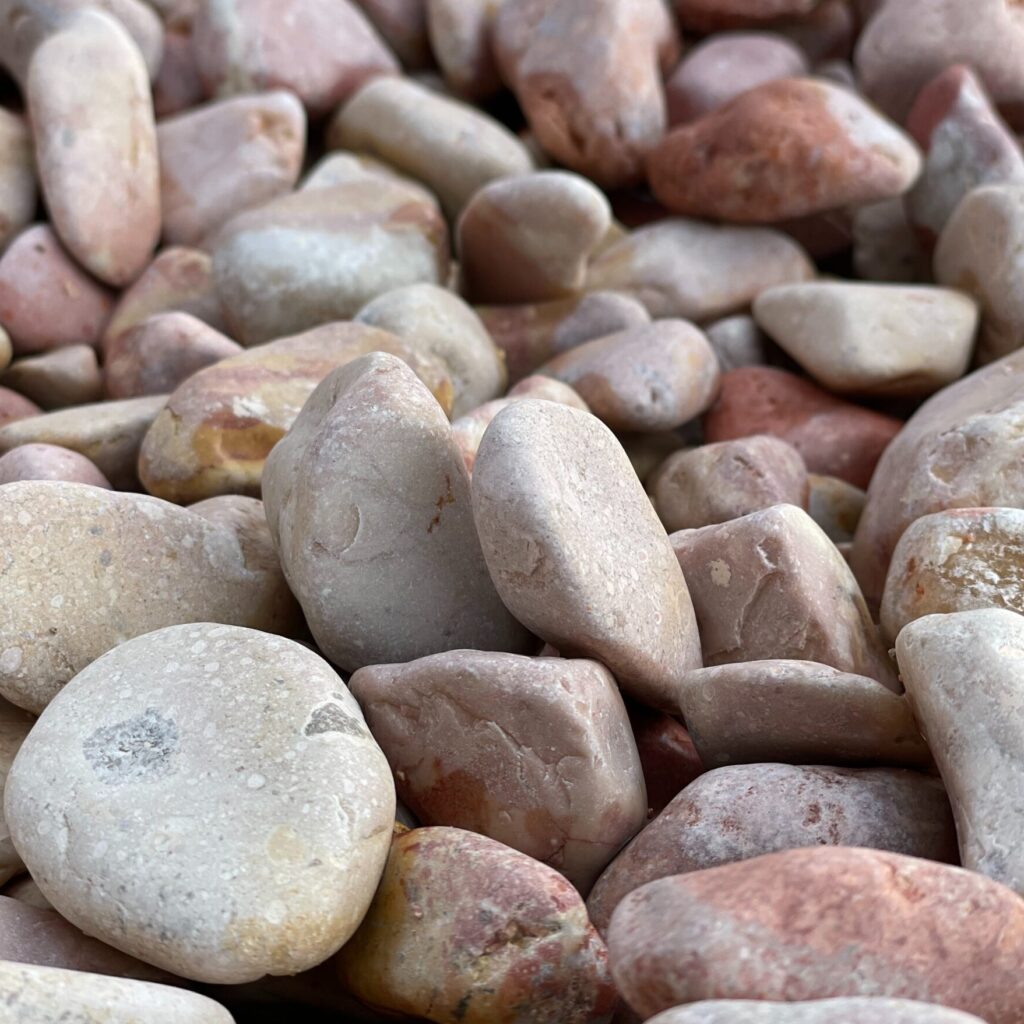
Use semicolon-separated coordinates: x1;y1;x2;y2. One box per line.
99;550;112;567
88;525;104;536
83;708;179;785
304;701;365;737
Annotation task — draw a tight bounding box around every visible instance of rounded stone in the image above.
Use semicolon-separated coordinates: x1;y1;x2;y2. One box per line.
648;1000;988;1024
427;0;502;98
0;444;111;488
2;345;103;410
0;388;40;428
354;0;431;68
703;315;770;371
5;623;396;983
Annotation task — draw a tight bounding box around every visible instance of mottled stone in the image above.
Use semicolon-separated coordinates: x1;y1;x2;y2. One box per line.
0;389;41;427
473;400;702;711
157;90;306;247
588;764;956;933
104;312;242;400
336;827;618;1024
850;346;1024;606
211;176;448;346
652;436;807;533
6;624;395;982
0;110;36;253
2;345;102;409
675;660;929;768
427;0;501;98
586;219;814;320
665;32;808;125
807;473;865;544
608;847;1024;1022
192;0;398;117
351;652;646;892
458;171;611;304
673;0;820;31
264;353;529;670
0;482;302;710
648;1000;988;1024
0;395;166;489
139;322;452;503
648;78;921;223
354;0;431;68
851;199;931;283
0;444;110;488
753;283;977;395
672;505;897;686
703;316;769;371
355;283;505;417
0;225;114;356
704;367;903;488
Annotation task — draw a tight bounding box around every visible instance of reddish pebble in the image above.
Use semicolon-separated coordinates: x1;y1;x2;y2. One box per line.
0;443;111;487
627;703;704;818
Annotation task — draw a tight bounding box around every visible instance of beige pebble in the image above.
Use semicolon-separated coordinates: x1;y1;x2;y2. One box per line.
0;110;36;254
2;346;102;410
648;1000;987;1024
0;443;111;488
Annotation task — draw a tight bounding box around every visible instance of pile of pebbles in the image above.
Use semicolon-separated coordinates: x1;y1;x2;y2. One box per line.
2;0;1024;1021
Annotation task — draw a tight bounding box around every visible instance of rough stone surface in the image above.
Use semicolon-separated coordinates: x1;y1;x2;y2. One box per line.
473;400;702;711
0;110;36;253
0;444;111;487
336;827;618;1024
350;651;646;892
647;1000;988;1024
2;345;102;409
5;623;396;982
0;482;301;711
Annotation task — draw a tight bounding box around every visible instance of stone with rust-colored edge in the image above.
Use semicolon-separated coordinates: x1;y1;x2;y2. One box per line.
138;322;452;504
648;1000;988;1024
672;504;897;687
588;763;957;934
350;651;647;893
5;623;395;982
473;400;702;711
335;826;618;1024
2;346;102;409
0;444;111;488
897;608;1024;896
0;481;302;711
608;847;1024;1021
0;110;36;253
648;78;921;223
264;353;529;670
676;659;929;769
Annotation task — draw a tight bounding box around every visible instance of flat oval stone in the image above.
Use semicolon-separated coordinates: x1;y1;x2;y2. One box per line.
2;345;102;410
897;608;1024;897
211;177;449;346
350;651;647;893
704;367;902;488
673;0;820;31
607;847;1024;1022
585;218;814;320
536;320;720;433
5;623;396;982
355;283;506;418
157;90;306;247
676;660;930;768
648;78;921;223
850;346;1024;606
191;0;398;117
652;436;808;533
472;400;702;711
0;225;114;356
138;322;452;503
648;1000;988;1024
264;352;530;670
0;961;233;1023
0;395;166;489
753;283;977;396
671;504;897;687
427;0;502;99
0;481;301;711
0;444;111;487
104;312;242;399
0;110;36;253
336;826;618;1024
328;76;533;220
587;763;957;933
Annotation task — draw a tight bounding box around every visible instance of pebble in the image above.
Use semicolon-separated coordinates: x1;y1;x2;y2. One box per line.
651;436;808;533
587;764;957;933
0;328;9;373
210;175;449;346
777;0;857;62
138;322;452;502
2;345;103;409
328;76;534;220
0;443;111;488
647;1001;988;1024
350;651;647;892
0;388;42;427
676;659;930;769
673;0;820;31
851;198;931;283
5;623;395;982
335;826;618;1024
153;23;204;116
703;315;770;371
355;0;431;69
427;0;502;99
536;320;720;433
191;0;398;117
103;312;243;399
672;504;898;687
0;110;36;253
648;78;921;223
473;400;702;711
157;90;306;247
806;472;866;544
0;225;114;356
897;608;1024;896
752;282;978;395
627;704;704;818
704;367;903;488
607;847;1024;1021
